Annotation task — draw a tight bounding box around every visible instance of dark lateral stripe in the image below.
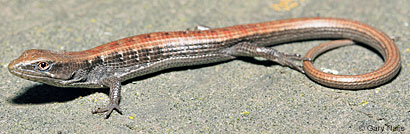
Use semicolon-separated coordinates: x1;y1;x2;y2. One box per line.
96;38;240;68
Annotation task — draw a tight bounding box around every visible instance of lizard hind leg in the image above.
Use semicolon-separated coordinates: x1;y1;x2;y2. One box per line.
186;25;211;31
226;42;309;73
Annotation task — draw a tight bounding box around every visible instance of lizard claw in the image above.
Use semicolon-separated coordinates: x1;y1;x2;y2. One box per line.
92;103;123;119
303;57;313;62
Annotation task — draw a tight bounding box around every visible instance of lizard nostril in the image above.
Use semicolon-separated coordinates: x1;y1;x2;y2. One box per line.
8;60;17;71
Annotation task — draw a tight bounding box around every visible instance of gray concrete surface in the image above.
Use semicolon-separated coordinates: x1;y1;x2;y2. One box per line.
0;0;409;133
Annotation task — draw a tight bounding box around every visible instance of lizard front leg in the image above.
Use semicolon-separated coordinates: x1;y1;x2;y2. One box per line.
92;77;123;119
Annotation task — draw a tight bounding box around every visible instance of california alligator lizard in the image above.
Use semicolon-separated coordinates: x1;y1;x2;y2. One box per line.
8;17;401;118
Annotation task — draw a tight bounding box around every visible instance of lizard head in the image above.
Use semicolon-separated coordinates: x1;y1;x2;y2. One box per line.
8;49;81;87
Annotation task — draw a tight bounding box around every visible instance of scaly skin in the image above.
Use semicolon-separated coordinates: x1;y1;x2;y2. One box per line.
8;17;401;118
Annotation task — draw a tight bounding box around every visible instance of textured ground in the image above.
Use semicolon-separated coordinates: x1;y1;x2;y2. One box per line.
0;0;408;133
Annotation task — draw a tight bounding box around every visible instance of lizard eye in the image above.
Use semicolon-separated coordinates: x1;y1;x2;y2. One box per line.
37;61;50;71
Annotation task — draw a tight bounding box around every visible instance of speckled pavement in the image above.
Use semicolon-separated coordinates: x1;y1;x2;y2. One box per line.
0;0;408;133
